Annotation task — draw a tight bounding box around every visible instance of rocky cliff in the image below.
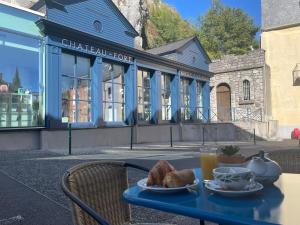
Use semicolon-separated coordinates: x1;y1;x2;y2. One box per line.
112;0;196;50
111;0;150;48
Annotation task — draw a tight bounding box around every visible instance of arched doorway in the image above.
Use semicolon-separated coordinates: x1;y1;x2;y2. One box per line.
216;83;232;121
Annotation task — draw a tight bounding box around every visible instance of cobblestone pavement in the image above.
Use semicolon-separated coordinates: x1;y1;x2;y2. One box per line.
0;140;298;225
0;149;214;225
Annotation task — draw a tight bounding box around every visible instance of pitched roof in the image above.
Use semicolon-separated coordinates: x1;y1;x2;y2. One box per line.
146;36;194;55
30;0;139;36
146;36;211;62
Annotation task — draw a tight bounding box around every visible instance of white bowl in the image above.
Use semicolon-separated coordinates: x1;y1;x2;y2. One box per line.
213;167;254;190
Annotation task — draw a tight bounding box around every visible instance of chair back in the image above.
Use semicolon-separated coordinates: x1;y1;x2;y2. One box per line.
268;150;300;173
65;161;130;225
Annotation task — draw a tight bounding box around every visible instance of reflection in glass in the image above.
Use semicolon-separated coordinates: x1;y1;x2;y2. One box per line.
180;78;191;120
196;81;203;120
137;69;151;122
61;77;75;100
62;54;75;76
102;61;125;122
77;56;91;79
62;100;76;123
78;79;91;101
0;31;44;128
103;102;113;122
161;73;172;120
61;53;92;123
77;101;91;122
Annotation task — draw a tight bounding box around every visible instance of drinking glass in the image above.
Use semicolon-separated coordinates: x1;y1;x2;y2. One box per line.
199;147;218;181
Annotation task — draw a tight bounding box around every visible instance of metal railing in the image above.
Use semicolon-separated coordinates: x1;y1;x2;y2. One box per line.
197;107;263;123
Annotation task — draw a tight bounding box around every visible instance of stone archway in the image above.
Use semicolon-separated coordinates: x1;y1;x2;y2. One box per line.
216;83;232;121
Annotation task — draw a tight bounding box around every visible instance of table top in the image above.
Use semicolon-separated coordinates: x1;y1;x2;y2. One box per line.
123;168;300;225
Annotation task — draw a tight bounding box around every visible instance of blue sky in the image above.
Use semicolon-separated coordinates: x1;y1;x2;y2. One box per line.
163;0;261;28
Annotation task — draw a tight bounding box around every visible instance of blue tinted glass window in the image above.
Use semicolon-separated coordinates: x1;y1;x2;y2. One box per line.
102;61;125;122
161;73;173;121
180;77;191;120
0;31;44;128
61;53;92;123
196;81;203;120
137;69;151;122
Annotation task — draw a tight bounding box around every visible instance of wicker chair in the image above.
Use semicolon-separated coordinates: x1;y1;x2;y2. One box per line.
268;149;300;173
61;161;175;225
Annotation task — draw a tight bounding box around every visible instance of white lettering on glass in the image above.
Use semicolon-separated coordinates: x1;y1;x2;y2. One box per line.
61;39;133;63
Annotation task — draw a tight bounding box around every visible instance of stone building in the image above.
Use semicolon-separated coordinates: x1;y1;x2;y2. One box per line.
209;50;268;123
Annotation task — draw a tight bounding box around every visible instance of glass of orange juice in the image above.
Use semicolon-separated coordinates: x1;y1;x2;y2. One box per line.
199;147;218;181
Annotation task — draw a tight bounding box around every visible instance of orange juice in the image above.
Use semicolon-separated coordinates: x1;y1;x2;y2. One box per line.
200;153;218;180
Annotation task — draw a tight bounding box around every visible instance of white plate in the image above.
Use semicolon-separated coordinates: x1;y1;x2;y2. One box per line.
205;180;263;197
137;178;200;193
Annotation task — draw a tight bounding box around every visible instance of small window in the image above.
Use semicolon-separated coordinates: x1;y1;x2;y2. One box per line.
93;20;103;33
243;80;251;101
192;56;196;64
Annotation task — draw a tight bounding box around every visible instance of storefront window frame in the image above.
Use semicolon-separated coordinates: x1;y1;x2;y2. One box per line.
137;68;152;123
0;30;45;129
161;72;173;121
180;77;192;121
102;60;126;125
61;51;93;126
196;80;203;121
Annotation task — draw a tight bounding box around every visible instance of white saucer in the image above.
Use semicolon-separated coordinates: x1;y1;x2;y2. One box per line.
205;180;263;197
137;178;200;193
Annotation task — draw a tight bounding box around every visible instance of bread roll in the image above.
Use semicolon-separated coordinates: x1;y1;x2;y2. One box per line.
163;169;195;188
147;160;175;186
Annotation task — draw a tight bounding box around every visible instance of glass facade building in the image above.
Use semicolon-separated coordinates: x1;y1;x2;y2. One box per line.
0;1;212;132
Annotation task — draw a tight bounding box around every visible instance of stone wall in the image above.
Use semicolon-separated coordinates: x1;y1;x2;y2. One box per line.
209;50;266;122
1;121;278;151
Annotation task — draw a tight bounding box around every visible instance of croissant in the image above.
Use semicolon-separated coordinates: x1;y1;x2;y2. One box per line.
163;169;195;188
147;160;175;186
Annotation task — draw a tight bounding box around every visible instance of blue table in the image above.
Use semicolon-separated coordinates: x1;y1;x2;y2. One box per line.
123;168;300;225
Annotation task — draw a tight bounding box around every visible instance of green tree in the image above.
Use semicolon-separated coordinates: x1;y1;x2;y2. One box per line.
143;1;197;49
9;67;22;93
198;0;259;59
0;73;5;85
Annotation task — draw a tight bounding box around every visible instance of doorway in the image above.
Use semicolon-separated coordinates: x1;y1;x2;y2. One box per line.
216;83;231;121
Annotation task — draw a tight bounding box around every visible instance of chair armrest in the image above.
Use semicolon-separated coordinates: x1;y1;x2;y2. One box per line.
124;162;150;173
61;172;110;225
